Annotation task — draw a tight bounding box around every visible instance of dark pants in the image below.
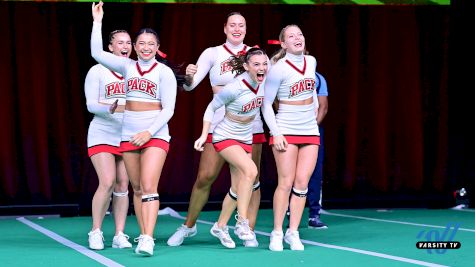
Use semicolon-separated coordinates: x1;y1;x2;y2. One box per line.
308;127;324;218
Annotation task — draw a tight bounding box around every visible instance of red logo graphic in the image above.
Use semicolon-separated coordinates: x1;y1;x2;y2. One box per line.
220;59;233;75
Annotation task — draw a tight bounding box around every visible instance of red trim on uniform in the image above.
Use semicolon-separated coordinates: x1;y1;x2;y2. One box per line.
110;71;124;80
213;140;252;153
253;133;267;144
119;138;169;153
223;44;248;57
136;62;158;76
88;145;122;157
269;135;320;145
242;79;259;94
206;133;213;144
285;58;307;75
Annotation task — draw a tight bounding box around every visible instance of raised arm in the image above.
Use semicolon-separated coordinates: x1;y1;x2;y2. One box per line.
183;47;216;91
90;2;129;74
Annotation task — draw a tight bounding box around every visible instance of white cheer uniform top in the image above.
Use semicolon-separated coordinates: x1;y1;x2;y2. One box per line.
262;53;319;137
204;72;264;145
90;22;177;140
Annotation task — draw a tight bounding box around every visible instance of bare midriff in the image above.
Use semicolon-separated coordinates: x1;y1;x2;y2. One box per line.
225;112;255;124
115;105;125;113
125;100;162;111
279;97;314;105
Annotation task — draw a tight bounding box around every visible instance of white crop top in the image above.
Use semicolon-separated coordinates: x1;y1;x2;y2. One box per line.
84;64;126;115
262;53;318;136
91;22;177;135
265;53;317;102
183;41;250;91
204;72;264;122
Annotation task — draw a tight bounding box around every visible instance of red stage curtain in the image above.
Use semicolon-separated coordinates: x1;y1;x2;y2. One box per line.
0;2;462;211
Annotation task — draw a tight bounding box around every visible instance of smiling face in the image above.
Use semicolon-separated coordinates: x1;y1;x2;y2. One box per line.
108;31;132;58
244;54;268;84
280;25;305;55
224;14;246;46
134;33;159;61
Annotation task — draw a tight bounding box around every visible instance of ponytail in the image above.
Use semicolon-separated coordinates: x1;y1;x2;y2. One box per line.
229;47;267;76
270;48;286;64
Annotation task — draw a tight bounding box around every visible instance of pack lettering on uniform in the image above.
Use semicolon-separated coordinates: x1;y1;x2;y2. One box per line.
105;81;125;98
220;59;233;75
126;78;157;98
242;96;263;113
289;78;315;98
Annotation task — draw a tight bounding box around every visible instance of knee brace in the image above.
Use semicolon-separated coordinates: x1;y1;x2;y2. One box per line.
228;188;238;201
142;193;159;202
112;190;128;197
292;187;308;198
252;181;261;192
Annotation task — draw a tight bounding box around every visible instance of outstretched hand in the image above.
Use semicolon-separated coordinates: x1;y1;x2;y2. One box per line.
194;136;207;152
92;1;104;22
185;64;197;85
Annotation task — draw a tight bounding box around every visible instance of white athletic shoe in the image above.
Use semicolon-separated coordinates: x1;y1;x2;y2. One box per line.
134;234;144;254
210;222;236;249
269;230;284;251
88;228;104;250
137;235;155;256
167;224;197;246
243;236;259;248
112;232;132;249
234;217;255;241
284;229;304;251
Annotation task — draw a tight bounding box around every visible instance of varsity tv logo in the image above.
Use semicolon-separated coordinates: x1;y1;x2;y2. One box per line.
416;223;461;254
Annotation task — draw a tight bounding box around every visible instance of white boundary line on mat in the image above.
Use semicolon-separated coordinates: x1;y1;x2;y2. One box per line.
17;217;124;267
160;207;448;267
320;210;475;233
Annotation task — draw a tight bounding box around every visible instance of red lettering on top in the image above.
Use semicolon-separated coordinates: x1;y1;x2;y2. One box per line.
289;78;315;98
126;78;157;98
242;97;264;113
105;82;125;98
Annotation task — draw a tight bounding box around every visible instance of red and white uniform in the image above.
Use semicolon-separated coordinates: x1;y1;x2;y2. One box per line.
91;22;177;153
84;64;126;157
262;53;320;145
183;41;265;143
203;73;264;153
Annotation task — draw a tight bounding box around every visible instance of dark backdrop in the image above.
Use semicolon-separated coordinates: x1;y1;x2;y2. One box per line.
0;2;472;214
